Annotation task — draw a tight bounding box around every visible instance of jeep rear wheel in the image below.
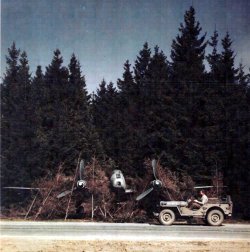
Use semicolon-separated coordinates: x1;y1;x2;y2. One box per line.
206;209;224;226
159;209;175;225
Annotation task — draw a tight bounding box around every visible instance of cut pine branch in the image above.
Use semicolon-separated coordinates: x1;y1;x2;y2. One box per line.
65;153;82;220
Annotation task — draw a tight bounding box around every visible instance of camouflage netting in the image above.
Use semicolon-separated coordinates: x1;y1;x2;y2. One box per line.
2;158;198;222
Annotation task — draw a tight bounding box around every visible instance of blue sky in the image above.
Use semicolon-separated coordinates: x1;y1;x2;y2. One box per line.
1;0;250;92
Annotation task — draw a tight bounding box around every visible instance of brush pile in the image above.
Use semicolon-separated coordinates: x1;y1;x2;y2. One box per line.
3;158;196;222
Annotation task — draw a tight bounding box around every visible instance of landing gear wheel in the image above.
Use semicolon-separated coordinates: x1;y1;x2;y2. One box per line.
159;209;175;225
206;209;224;226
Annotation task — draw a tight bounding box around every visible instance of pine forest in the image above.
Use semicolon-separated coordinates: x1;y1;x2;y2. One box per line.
1;6;249;220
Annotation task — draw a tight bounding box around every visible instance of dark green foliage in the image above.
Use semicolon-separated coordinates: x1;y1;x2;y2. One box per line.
237;63;249;87
206;30;221;82
1;45;34;188
62;54;102;165
134;42;151;86
170;6;207;83
169;7;211;181
220;32;238;84
29;65;46;178
35;51;101;174
92;80;119;160
117;60;135;95
140;47;172;157
35;49;70;172
117;61;143;172
206;31;249;217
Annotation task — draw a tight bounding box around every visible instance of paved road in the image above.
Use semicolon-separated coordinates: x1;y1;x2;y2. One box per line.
1;221;250;241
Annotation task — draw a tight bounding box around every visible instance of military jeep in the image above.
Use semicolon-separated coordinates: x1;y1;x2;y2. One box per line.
136;159;233;226
155;195;233;226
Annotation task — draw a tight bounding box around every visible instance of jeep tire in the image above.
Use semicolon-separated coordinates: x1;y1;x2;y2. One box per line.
206;209;224;226
159;209;175;225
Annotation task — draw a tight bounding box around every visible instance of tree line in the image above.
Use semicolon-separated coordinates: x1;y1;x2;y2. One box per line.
1;7;249;218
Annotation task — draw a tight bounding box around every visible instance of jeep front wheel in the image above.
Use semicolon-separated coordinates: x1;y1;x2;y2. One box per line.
159;209;175;225
206;209;224;226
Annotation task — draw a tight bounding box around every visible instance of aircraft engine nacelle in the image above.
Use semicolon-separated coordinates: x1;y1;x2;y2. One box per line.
151;179;163;189
77;180;87;189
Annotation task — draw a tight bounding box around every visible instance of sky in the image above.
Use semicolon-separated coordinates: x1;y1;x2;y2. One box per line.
1;0;250;93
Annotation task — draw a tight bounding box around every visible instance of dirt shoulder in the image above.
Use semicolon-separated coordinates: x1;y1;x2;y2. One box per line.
1;238;250;252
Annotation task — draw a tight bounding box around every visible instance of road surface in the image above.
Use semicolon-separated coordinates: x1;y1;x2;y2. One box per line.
1;221;250;241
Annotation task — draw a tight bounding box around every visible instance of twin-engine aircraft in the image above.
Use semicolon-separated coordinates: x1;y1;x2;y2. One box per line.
3;159;170;202
3;159;139;200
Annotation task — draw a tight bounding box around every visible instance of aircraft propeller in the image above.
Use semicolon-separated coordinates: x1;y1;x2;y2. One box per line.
77;159;87;189
57;159;86;199
136;159;163;201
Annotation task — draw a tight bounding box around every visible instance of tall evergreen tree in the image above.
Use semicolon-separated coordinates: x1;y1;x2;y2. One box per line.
133;43;152;129
1;43;20;187
117;60;137;120
212;34;249;217
30;65;46;177
144;46;169;101
16;51;35;181
63;54;102;165
117;60;135;95
219;32;238;84
1;45;34;187
170;7;214;182
142;47;176;159
92;79;107;138
117;61;143;172
134;42;151;86
171;7;206;82
236;63;249;87
170;6;207;83
206;30;221;83
92;80;119;161
36;49;69;172
32;66;45;108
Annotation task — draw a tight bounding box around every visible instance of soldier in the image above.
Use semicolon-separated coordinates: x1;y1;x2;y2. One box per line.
189;190;208;210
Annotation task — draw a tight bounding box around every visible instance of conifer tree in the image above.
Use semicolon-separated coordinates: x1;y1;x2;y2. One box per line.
64;54;102;164
134;42;151;86
30;65;46;177
117;60;135;95
92;79;107;135
214;34;249;216
1;45;34;187
16;51;35;180
170;7;213;181
36;49;69;172
237;63;249;87
32;66;45;107
170;6;207;83
92;80;119;160
117;60;137;117
1;43;20;187
133;43;152;127
207;30;221;83
220;32;238;84
117;61;143;172
142;47;176;160
144;46;169;100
